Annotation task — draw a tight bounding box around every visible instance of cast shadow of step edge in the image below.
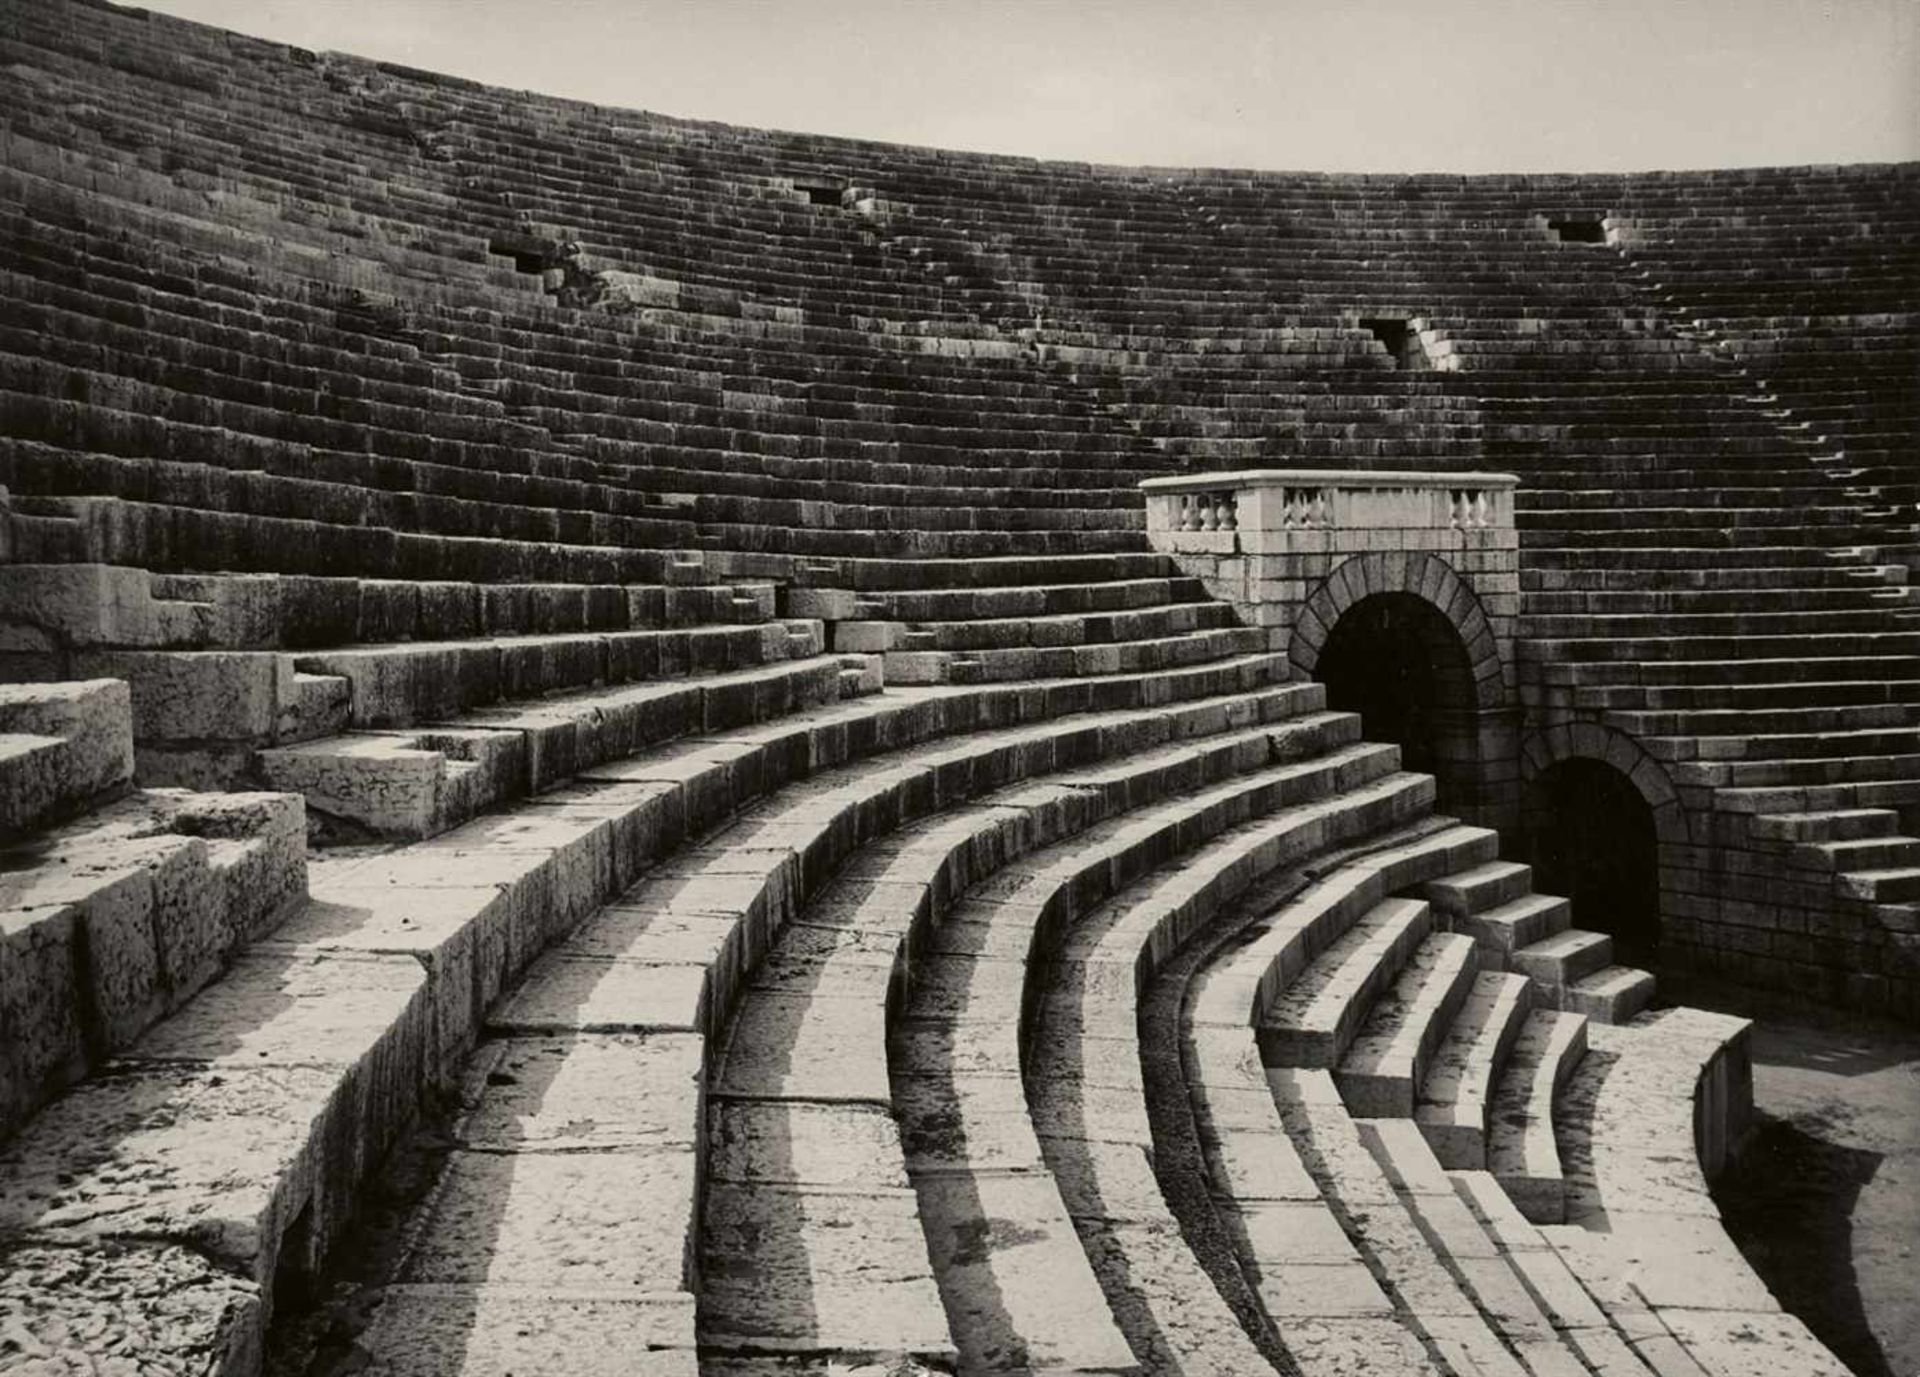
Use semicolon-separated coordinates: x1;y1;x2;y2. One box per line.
1712;1111;1892;1377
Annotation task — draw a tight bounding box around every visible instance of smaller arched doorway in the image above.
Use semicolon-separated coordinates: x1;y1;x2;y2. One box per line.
1313;591;1481;808
1525;758;1661;965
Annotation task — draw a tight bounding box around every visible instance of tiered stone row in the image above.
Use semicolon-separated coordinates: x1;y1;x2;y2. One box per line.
0;547;1299;1367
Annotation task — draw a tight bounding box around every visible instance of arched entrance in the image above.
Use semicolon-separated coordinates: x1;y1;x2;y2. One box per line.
1313;591;1480;805
1286;550;1518;831
1525;757;1662;965
1313;591;1474;795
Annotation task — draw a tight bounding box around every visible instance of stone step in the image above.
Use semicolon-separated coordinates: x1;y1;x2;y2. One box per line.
1835;865;1920;903
1527;653;1920;691
1420;859;1534;920
1561;965;1659;1024
347;688;1354;1368
1671;749;1920;790
0;678;133;840
1788;833;1920;873
1259;896;1435;1070
1650;723;1920;766
1267;1070;1531;1377
1747;806;1905;844
0;670;1329;1350
892;625;1273;685
257;655;846;841
1610;701;1917;739
1358;1118;1600;1377
1448;1171;1660;1377
1413;970;1535;1169
878;575;1208;621
1487;1009;1589;1225
698;715;1338;1366
1716;775;1920;817
1182;817;1492;1377
1452;892;1573;958
1337;931;1483;1118
289;623;808;730
1522;629;1920;666
1508;928;1615;989
1547;1008;1850;1376
0;787;307;1142
890;758;1432;1372
1058;791;1464;1376
1519;607;1910;639
792;551;1174;592
1577;677;1918;712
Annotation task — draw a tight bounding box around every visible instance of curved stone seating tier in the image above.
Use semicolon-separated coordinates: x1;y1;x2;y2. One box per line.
0;564;782;662
280;675;1331;1368
1174;813;1590;1377
1167;822;1848;1377
889;745;1424;1373
1543;1008;1855;1377
0;650;1305;1365
702;699;1356;1369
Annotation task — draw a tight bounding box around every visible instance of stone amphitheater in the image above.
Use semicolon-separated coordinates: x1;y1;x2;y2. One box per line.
1;1;1916;1373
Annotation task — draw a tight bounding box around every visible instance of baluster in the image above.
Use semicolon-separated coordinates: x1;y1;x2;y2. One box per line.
1220;492;1238;531
1449;489;1468;529
1473;490;1491;527
1310;488;1330;528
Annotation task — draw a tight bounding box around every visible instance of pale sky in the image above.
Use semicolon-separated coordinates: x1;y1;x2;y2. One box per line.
141;0;1918;173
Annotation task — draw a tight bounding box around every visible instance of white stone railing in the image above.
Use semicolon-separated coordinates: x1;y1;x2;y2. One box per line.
1142;469;1517;554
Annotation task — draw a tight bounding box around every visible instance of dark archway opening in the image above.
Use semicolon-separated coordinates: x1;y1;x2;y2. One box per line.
1527;758;1660;965
1314;591;1479;809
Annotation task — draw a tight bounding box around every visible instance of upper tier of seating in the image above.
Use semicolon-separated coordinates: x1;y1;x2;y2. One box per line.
0;0;1911;581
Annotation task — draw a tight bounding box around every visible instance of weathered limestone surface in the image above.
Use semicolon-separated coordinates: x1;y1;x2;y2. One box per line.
0;678;133;838
0;786;307;1141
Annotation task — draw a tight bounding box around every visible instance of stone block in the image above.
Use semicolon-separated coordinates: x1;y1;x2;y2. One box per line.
0;564;180;655
68;650;304;745
0;1060;345;1289
0;678;134;837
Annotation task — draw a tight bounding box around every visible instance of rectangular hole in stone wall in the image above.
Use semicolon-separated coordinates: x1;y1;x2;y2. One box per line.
489;240;549;275
1360;316;1427;369
1548;216;1607;244
796;180;845;207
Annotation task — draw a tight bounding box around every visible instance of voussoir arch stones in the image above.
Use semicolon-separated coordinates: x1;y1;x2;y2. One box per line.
1288;551;1511;713
1520;721;1690;847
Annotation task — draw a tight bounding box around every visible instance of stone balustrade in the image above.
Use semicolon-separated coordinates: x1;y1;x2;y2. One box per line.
1143;469;1516;556
1139;467;1519;678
